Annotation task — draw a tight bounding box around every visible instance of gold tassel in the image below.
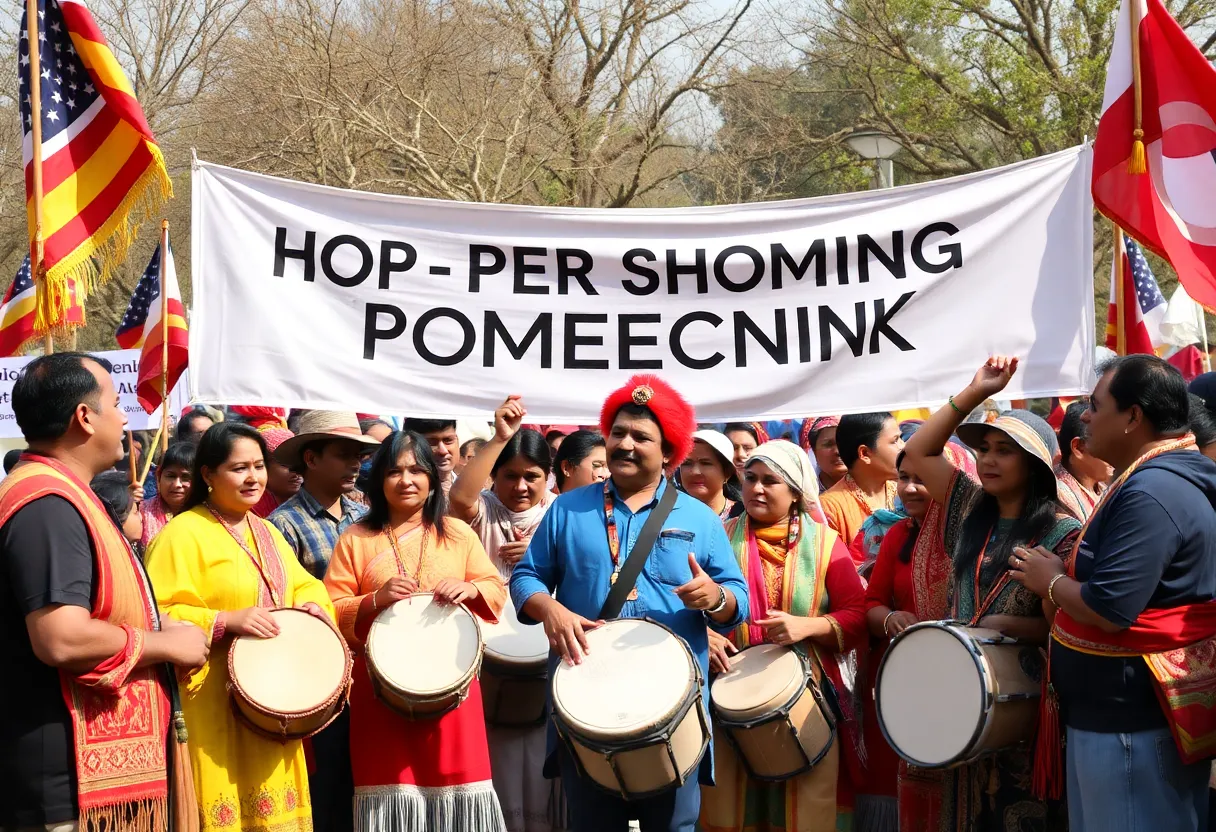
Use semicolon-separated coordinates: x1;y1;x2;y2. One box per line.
1128;129;1148;174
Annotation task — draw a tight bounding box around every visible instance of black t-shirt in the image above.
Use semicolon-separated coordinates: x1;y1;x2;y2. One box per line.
1051;452;1216;732
0;495;96;827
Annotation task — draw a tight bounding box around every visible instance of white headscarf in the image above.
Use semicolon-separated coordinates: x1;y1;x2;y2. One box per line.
746;439;820;510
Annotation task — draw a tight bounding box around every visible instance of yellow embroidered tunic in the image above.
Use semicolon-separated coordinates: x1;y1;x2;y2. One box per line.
145;506;336;832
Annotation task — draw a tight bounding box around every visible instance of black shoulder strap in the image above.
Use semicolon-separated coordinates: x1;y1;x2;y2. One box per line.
598;479;679;620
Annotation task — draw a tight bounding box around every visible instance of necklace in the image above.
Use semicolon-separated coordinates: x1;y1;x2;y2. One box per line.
384;522;427;583
208;503;281;606
843;473;897;513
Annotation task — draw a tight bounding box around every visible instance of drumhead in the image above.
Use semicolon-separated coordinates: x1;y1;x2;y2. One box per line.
877;623;985;766
711;644;806;720
552;618;695;739
230;609;348;713
482;595;549;666
367;594;482;696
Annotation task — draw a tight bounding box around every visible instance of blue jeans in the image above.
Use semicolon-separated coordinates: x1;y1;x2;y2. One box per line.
1066;725;1210;832
558;750;701;832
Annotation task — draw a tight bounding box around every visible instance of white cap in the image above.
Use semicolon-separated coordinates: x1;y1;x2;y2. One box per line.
691;430;736;471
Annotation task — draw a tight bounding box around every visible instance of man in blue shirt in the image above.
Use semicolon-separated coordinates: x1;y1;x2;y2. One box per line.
510;375;749;832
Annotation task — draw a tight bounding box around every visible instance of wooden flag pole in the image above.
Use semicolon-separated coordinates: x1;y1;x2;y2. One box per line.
1114;223;1128;356
139;425;162;484
25;0;52;356
1203;308;1212;373
127;430;138;486
159;220;170;454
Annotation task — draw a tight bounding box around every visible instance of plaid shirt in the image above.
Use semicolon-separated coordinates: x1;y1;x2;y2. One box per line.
269;487;367;579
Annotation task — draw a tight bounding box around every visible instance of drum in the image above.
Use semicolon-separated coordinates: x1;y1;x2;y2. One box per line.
875;622;1040;768
480;595;550;727
710;643;835;780
365;592;484;719
227;607;352;741
551;618;708;800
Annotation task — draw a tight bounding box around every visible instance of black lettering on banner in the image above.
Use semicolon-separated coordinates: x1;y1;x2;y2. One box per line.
733;310;788;367
713;246;765;293
556;249;598;295
379;241;417;289
835;237;850;285
484;312;553;368
414;307;476;366
564;314;610;369
321;235;374;287
622;249;659;295
363;303;406;359
858;232;906;282
771;241;826;289
871;292;916;353
819;302;866;360
469;244;506;292
796;306;811;362
513;247;549;295
911;222;963;273
669;312;724;370
666;249;708;295
618;314;663;370
274;227;316;282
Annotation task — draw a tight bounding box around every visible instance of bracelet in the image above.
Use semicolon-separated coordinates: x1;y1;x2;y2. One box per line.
1047;574;1067;606
883;610;898;636
948;395;965;415
371;593;378;612
705;585;728;615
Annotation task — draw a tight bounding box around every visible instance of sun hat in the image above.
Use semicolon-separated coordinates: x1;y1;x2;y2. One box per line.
275;411;381;468
955;410;1058;483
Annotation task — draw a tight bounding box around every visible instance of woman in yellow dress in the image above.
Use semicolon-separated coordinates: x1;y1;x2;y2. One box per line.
145;422;337;832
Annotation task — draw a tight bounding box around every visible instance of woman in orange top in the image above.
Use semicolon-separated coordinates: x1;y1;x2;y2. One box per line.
323;430;508;832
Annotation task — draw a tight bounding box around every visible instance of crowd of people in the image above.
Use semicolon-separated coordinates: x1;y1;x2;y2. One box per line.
2;349;1215;832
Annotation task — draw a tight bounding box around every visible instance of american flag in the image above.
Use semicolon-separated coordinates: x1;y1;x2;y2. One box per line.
118;232;189;413
18;0;170;332
0;256;83;356
1106;233;1167;355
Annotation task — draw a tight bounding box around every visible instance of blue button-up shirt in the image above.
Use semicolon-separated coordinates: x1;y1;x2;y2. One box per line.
510;477;749;783
269;488;366;579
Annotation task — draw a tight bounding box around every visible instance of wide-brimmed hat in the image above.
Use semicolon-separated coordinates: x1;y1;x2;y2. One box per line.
691;430;736;474
955;410;1058;483
275;411;381;468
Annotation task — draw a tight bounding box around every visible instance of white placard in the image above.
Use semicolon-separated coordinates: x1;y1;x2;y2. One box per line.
0;350;190;439
191;146;1095;421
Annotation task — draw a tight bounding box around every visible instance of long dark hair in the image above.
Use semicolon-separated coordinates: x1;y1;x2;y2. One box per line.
552;430;605;490
954;446;1059;585
361;431;447;540
492;429;551;477
91;470;135;527
184;423;270;511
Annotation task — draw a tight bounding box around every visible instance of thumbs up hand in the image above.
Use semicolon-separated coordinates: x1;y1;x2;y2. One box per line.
675;552;721;611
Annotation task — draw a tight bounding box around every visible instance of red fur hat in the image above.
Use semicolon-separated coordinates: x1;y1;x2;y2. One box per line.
599;375;697;468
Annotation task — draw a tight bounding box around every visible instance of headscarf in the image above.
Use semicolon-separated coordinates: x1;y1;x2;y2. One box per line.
746;439;819;509
799;415;840;451
261;427;294;453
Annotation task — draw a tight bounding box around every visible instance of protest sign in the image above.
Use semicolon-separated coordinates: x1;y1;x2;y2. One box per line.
0;350;190;439
191;146;1095;421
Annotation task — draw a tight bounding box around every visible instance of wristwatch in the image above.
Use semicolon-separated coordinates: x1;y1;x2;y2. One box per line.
705;584;728;616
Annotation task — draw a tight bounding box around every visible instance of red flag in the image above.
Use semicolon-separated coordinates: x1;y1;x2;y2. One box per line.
1105;233;1167;355
128;233;188;413
1092;0;1216;309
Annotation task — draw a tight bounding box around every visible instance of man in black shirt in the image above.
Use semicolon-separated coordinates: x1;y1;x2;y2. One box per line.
0;353;209;830
1014;355;1216;832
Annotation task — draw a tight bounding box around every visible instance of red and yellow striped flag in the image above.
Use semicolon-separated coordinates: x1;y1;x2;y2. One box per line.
19;0;171;332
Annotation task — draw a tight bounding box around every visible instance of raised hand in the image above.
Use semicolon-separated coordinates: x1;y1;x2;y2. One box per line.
494;395;527;442
970;355;1019;399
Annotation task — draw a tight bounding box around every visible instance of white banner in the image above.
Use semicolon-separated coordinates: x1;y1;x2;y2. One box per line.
0;350;190;440
191;147;1095;421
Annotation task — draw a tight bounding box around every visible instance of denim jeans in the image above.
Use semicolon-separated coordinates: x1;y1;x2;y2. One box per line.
558;749;701;832
1066;725;1209;832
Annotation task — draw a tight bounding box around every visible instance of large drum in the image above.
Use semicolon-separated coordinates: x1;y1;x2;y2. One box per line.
366;593;484;719
551;618;708;800
227;607;352;741
710;643;835;780
481;595;550;727
875;622;1040;768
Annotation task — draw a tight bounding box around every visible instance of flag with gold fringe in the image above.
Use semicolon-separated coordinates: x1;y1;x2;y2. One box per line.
18;0;171;334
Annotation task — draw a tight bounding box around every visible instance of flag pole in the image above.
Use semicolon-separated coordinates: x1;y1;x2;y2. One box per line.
139;425;162;484
1127;0;1147;174
159;219;169;455
1114;223;1128;355
127;430;138;486
25;0;52;356
1203;309;1212;373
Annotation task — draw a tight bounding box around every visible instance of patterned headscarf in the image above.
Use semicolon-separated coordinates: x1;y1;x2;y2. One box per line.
261;428;294;453
746;439;819;508
800;415;841;451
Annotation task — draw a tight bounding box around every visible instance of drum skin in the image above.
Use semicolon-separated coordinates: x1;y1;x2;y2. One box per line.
481;596;549;726
365;593;484;720
227;607;353;741
875;622;1040;768
551;618;709;800
711;644;834;781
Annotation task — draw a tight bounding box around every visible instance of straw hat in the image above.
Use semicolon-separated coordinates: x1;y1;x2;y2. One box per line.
955;410;1058;483
275;411;381;468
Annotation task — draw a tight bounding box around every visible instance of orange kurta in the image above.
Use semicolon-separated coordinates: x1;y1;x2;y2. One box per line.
818;475;896;555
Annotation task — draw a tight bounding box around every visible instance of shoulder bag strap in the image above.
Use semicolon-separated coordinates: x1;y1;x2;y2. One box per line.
598;479;679;620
